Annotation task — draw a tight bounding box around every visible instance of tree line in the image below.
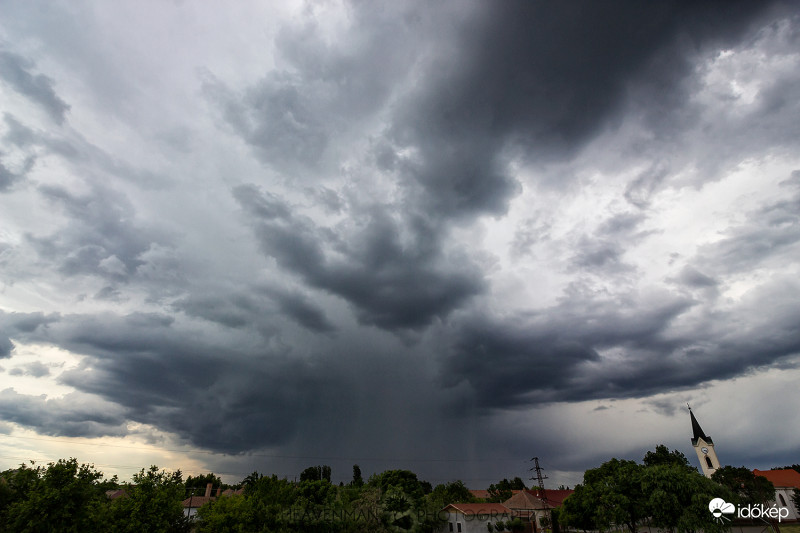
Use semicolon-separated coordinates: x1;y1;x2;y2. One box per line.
559;445;799;533
1;448;797;532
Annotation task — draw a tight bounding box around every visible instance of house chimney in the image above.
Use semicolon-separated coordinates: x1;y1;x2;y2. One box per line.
217;487;223;497
205;483;212;498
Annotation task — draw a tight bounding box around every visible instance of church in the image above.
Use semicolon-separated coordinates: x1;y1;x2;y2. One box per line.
688;406;800;522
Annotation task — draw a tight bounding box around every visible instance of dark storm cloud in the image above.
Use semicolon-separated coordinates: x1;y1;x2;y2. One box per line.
0;389;127;438
0;310;336;451
26;184;164;281
384;0;774;219
0;337;13;358
443;292;698;406
234;184;485;330
265;286;336;333
174;284;335;333
445;268;800;410
0;50;70;124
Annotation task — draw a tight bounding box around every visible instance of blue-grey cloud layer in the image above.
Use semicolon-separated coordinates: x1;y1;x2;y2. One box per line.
1;0;799;480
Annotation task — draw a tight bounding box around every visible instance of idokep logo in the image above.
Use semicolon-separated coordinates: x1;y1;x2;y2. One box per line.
709;498;735;522
709;498;790;523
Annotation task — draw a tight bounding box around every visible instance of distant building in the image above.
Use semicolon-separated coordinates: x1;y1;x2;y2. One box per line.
440;503;515;533
689;406;720;478
504;488;575;532
753;468;800;522
182;483;224;519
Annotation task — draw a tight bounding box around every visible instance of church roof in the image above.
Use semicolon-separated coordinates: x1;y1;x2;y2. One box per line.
689;407;713;446
753;469;800;489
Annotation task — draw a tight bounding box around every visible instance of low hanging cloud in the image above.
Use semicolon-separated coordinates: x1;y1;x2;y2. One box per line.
234;184;485;330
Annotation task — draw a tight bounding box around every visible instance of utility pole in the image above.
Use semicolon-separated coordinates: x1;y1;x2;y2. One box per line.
530;457;551;532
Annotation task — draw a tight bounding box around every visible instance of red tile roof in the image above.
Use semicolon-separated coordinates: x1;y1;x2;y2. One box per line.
753;469;800;489
528;489;575;507
182;496;216;508
504;490;547;510
444;503;514;516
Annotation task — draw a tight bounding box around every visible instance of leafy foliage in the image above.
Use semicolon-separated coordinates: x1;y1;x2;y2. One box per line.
486;477;526;503
106;466;189;533
1;458;107;532
561;446;739;533
642;444;693;470
299;465;332;483
711;466;775;505
352;464;364;487
185;472;224;494
428;480;475;509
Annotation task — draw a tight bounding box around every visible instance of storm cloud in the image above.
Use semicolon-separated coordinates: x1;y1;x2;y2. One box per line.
1;0;799;484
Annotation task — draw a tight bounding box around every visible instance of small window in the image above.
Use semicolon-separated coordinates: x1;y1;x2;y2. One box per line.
457;523;462;532
779;494;787;506
705;456;713;469
448;523;453;532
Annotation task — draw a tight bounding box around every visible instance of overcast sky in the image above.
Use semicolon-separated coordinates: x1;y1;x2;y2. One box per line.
1;0;799;488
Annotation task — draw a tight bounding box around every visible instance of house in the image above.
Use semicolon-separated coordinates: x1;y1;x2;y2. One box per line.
753;469;800;522
504;489;575;532
527;488;574;507
440;503;516;533
182;483;222;519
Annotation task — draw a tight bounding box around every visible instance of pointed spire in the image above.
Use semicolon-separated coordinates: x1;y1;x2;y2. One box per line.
689;405;713;445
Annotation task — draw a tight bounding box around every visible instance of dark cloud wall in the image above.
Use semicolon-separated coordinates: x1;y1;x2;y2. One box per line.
234;184;486;329
0;0;799;483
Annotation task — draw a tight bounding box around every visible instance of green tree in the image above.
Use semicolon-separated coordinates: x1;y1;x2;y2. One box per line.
711;466;775;505
792;488;800;515
642;462;735;533
643;444;693;471
774;464;800;474
486;478;524;503
196;493;260;533
368;469;428;501
2;458;106;533
584;458;645;533
560;483;600;532
185;472;223;494
352;464;364;487
107;465;188;533
299;465;332;483
427;480;475;509
561;447;741;533
240;471;260;489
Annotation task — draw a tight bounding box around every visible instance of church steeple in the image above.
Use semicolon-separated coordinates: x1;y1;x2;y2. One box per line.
688;405;720;478
689;405;713;446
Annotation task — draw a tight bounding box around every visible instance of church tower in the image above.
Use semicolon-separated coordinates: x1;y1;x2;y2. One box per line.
689;405;720;478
